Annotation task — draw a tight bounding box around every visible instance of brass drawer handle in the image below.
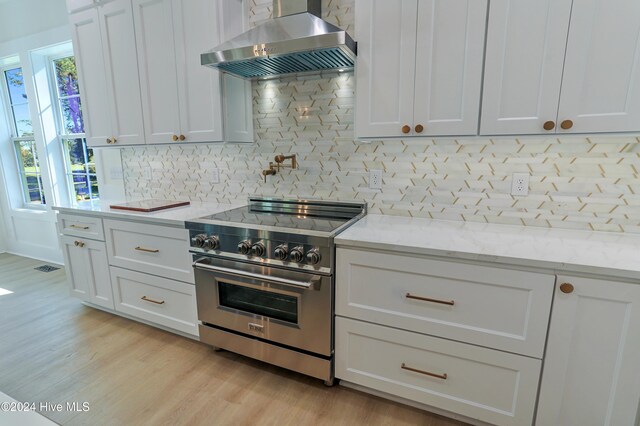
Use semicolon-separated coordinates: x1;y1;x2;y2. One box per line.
141;296;165;305
401;363;447;380
74;240;85;248
135;246;160;253
70;224;90;230
406;293;454;306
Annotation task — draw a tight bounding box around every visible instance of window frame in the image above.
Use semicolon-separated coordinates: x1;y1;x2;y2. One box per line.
47;52;99;203
0;63;46;208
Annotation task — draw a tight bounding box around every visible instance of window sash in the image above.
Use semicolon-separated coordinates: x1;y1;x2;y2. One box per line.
13;140;45;205
62;137;98;201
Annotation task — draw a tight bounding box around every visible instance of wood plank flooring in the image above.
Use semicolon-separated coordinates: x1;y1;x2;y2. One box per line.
0;253;467;426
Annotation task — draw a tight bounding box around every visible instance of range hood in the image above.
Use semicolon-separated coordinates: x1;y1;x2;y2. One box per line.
201;0;356;79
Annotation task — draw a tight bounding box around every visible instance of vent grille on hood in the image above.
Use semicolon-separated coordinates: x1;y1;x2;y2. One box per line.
216;47;354;79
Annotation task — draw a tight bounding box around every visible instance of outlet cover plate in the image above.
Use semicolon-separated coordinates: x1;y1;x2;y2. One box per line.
511;172;530;196
369;169;382;189
211;168;220;184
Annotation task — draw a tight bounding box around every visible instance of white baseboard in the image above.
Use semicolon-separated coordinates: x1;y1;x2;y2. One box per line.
6;250;64;266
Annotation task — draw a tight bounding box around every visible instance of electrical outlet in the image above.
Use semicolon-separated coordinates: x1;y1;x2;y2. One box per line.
511;172;530;196
369;169;382;189
143;166;152;180
211;168;220;184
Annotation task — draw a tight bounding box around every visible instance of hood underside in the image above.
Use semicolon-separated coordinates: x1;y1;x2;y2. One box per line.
201;12;356;79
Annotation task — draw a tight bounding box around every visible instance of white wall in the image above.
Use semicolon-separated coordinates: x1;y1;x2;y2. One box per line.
0;0;68;44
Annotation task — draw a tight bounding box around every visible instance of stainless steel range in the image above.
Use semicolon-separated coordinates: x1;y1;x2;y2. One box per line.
185;198;366;385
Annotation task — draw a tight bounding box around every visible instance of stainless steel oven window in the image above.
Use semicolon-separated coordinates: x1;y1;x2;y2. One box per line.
218;281;298;323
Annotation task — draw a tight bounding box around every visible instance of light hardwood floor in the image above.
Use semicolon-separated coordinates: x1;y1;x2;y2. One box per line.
0;253;467;426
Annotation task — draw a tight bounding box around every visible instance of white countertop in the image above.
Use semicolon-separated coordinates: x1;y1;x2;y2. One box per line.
336;215;640;281
52;199;238;226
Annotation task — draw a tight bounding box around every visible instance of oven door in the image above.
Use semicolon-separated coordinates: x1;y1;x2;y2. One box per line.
193;257;332;356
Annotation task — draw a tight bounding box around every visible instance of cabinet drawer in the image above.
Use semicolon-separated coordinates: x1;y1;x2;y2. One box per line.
336;317;540;426
104;219;194;283
58;213;104;241
110;266;197;336
336;248;554;358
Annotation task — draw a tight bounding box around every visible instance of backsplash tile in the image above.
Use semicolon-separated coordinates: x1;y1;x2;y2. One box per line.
120;0;640;234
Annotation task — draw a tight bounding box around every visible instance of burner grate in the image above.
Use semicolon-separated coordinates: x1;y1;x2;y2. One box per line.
34;265;60;273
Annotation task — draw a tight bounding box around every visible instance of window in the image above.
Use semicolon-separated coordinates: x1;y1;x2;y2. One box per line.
2;66;45;205
52;56;98;201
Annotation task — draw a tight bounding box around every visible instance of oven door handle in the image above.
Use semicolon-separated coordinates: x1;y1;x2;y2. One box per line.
193;260;320;290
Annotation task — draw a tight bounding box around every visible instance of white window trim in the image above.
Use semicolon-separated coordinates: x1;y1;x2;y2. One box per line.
0;63;46;209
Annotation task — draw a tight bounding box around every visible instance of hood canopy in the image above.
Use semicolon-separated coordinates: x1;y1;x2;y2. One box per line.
201;0;356;79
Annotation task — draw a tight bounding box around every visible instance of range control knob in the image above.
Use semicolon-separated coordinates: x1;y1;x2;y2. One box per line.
237;240;252;255
306;248;321;265
289;246;305;263
251;241;266;257
203;236;219;250
193;234;206;248
274;244;288;260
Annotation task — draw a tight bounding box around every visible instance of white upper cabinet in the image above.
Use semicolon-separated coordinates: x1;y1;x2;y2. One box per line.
480;0;572;135
482;0;640;135
537;275;640;426
412;1;486;136
355;0;487;138
132;0;182;144
71;0;146;147
558;0;640;134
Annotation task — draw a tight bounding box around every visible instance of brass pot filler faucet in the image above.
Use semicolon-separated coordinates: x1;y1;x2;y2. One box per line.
262;154;297;182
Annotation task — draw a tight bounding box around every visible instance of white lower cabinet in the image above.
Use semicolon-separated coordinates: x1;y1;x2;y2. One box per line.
60;235;114;310
336;317;540;426
110;266;198;336
536;275;640;426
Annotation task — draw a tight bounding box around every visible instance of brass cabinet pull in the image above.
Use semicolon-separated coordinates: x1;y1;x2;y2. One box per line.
172;134;179;141
559;282;574;294
406;292;454;306
560;119;574;130
415;124;424;133
401;363;447;380
106;137;112;144
106;137;117;144
141;296;165;305
135;246;160;253
70;224;90;230
401;125;411;134
112;137;117;143
543;121;556;131
74;240;85;248
179;134;185;141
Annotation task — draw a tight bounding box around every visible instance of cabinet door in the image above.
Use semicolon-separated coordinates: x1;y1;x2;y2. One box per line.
557;0;640;133
173;0;224;143
60;235;114;310
355;0;418;138
537;275;640;426
133;0;181;144
69;8;114;148
412;0;487;136
480;0;572;135
98;0;146;145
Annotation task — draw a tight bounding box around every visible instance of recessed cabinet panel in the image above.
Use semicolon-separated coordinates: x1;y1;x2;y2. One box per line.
99;0;146;145
557;0;640;133
69;9;114;147
537;275;640;426
133;0;181;144
413;0;486;136
480;0;572;135
355;0;417;138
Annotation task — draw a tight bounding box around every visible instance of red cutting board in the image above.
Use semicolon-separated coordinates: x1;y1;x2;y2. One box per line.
109;199;190;212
